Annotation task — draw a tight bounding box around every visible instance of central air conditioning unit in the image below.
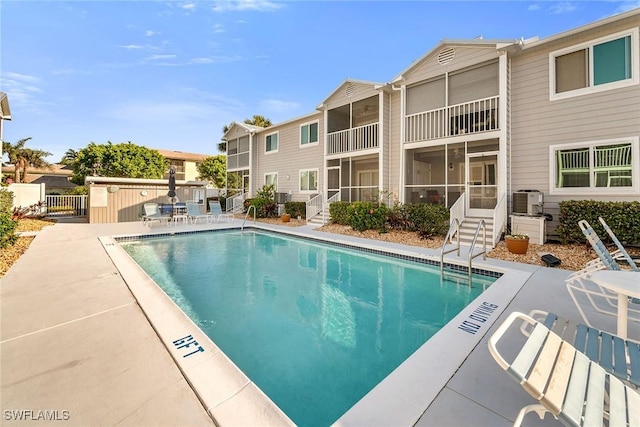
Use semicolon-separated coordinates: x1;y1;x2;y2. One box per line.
512;190;543;216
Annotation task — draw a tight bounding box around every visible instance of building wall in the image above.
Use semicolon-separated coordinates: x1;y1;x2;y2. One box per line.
184;161;200;181
323;81;379;110
510;15;640;234
253;113;324;202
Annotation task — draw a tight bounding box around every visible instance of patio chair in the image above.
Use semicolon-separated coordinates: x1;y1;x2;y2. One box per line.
598;217;639;272
488;311;640;427
521;310;640;389
566;219;640;326
208;200;233;223
142;203;169;227
185;201;208;224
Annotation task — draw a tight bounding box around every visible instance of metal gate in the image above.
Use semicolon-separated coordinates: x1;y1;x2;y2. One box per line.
45;195;88;218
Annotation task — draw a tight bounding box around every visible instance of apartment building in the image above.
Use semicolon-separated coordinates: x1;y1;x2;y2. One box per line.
224;8;640;243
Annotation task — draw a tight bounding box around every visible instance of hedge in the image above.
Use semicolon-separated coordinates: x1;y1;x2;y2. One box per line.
556;200;640;244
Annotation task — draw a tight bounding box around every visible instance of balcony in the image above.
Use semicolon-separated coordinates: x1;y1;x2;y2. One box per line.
405;96;499;143
327;123;379;155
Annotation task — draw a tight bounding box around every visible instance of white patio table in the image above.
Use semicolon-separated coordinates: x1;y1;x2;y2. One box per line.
589;271;640;339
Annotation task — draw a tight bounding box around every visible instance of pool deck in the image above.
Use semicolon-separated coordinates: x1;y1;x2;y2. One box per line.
1;219;637;426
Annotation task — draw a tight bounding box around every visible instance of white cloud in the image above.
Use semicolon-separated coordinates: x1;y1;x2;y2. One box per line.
145;54;177;61
527;4;540;11
181;2;197;10
259;99;301;114
547;2;577;14
119;44;144;50
145;30;159;37
213;23;225;33
190;55;242;64
211;0;283;13
1;72;47;113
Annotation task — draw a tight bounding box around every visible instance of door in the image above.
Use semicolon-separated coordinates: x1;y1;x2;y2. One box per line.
466;152;498;217
327;167;340;199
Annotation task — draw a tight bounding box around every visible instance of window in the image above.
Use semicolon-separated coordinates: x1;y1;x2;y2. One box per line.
192;189;205;204
300;169;318;192
300;121;319;146
551;137;637;194
550;29;638;100
265;132;278;153
265;172;278;190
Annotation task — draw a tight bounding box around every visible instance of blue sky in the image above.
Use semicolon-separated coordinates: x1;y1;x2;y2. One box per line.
2;0;639;164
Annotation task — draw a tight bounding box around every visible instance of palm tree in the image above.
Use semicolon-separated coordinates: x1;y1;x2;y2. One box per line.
2;137;51;183
60;148;78;166
218;115;272;153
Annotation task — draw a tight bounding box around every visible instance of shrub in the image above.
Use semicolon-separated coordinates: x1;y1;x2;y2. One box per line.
244;185;278;218
329;201;351;225
401;203;450;238
0;187;13;214
347;201;389;232
0;212;18;248
557;200;640;244
284;201;305;218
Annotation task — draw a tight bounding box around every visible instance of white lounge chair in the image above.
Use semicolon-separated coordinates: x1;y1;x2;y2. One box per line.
142;203;169;227
598;217;639;272
185;201;208;224
489;311;640;427
522;310;640;389
208;200;233;223
566;220;640;327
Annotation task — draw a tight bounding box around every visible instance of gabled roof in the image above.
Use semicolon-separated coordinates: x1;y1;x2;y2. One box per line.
391;38;517;83
317;78;384;109
518;7;640;51
222;121;264;140
0;92;11;120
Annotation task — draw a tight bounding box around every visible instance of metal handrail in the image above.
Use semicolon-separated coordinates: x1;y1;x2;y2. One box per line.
468;219;487;280
241;205;256;234
440;218;461;275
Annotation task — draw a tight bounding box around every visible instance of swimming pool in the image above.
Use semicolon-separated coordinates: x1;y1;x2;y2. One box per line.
120;230;497;426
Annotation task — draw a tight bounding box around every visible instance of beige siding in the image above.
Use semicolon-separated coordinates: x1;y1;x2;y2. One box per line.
510;17;640;234
254;113;324;202
381;93;391;199
388;89;402;200
404;46;501;86
324;82;379;110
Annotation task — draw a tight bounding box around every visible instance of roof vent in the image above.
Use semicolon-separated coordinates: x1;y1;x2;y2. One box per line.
345;82;356;97
437;47;456;65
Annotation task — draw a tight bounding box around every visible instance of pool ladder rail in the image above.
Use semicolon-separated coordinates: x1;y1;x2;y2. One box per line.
440;219;487;282
241;205;257;234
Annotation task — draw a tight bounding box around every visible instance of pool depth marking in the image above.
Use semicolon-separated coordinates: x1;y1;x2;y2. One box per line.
172;334;205;358
458;301;499;335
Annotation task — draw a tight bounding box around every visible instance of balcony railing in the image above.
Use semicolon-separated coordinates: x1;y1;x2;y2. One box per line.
405;96;499;143
327;123;379;155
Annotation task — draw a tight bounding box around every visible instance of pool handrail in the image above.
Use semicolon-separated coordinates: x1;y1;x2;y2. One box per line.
468;220;487;280
241;205;256;234
440;218;461;275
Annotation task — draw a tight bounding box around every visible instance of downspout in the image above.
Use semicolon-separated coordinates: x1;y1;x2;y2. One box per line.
390;81;403;203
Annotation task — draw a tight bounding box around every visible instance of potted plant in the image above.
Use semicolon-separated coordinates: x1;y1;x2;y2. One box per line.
281;213;291;223
505;232;529;254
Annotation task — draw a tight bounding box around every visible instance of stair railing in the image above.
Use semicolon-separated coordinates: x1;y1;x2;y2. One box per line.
492;193;506;247
306;193;323;223
323;192;340;225
468;219;487;280
440;218;461;275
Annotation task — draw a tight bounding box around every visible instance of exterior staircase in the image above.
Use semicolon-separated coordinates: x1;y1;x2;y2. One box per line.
454;216;495;248
307;207;330;226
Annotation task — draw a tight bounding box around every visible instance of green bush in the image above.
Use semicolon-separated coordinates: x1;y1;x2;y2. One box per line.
557;200;640;244
401;203;450;238
329;201;351;225
0;187;14;214
348;202;389;232
284;201;305;218
244;185;278;218
0;212;18;249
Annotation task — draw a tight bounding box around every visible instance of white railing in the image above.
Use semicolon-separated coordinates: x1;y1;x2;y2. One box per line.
306;193;323;223
492;193;507;247
226;192;246;214
405;96;499;143
323;192;340;225
45;195;88;217
327;123;379;155
448;192;465;243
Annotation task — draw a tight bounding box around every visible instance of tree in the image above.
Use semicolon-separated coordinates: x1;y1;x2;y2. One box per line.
69;141;167;185
2;137;51;183
197;155;226;188
218;115;272;153
60;149;79;166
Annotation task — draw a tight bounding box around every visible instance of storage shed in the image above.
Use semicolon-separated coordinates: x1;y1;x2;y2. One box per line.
85;176;208;224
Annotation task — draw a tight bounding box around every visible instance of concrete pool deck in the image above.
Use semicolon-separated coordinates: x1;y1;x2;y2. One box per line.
1;219;637;426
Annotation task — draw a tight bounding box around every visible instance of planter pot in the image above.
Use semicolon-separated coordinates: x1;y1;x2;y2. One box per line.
281;214;291;223
505;236;529;254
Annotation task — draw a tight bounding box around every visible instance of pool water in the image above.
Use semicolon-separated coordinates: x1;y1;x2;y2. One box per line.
121;230;495;426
